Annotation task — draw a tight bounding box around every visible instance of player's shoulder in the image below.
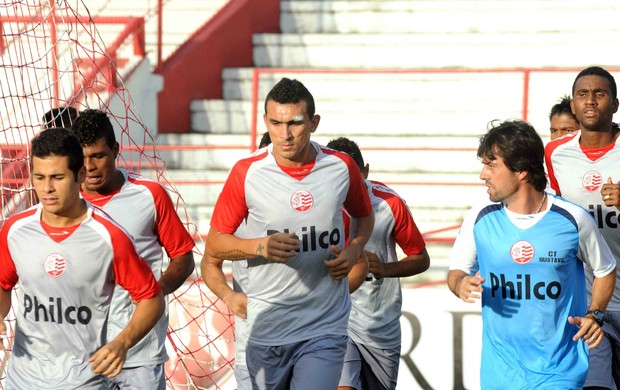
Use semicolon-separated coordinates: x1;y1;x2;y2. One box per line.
125;171;167;195
548;194;592;224
545;131;579;155
88;203;132;238
1;206;39;233
370;180;400;198
469;198;503;224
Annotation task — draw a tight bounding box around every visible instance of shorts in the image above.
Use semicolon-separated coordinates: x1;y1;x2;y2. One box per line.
338;339;400;390
246;334;348;390
584;310;620;390
105;364;166;390
234;364;252;390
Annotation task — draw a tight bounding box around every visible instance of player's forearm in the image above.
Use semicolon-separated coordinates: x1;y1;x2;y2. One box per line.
590;270;616;311
447;269;467;297
113;293;164;350
206;228;264;260
201;254;235;305
348;213;374;259
384;249;430;278
0;288;11;320
348;256;368;293
158;251;195;295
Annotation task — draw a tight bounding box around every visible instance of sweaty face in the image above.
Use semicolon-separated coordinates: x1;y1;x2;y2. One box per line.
31;155;84;222
81;138;119;194
479;154;521;203
549;113;580;140
571;75;619;132
263;100;320;167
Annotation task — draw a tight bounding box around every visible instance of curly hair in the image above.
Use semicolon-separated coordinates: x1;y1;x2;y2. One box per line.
70;109;116;148
31;127;84;180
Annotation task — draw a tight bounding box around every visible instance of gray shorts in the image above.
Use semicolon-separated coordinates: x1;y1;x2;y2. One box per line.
584;310;620;390
246;334;348;390
234;364;252;390
338;339;400;390
105;364;165;390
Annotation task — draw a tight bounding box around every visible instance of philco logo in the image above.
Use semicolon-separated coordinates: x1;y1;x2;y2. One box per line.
510;241;534;264
44;253;66;277
290;190;314;213
24;294;92;324
582;170;603;192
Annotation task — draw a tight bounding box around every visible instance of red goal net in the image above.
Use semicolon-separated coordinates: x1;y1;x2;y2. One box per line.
0;1;236;388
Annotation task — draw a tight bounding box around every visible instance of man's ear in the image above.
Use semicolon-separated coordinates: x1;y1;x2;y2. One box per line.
310;114;321;133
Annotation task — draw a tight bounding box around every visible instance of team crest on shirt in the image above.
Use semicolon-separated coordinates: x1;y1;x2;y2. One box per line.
582;170;603;192
44;253;67;277
510;241;534;264
290;190;314;213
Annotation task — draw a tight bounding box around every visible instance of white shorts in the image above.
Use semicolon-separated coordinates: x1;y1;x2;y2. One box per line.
247;334;348;390
338;339;400;390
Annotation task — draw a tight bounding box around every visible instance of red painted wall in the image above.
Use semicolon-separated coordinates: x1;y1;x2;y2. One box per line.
155;0;280;133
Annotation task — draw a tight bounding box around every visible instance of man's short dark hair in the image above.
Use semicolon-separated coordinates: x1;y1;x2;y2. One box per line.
549;95;578;122
477;120;547;191
31;127;84;180
42;106;78;129
70;109;116;148
264;78;316;117
572;66;617;100
326;137;365;171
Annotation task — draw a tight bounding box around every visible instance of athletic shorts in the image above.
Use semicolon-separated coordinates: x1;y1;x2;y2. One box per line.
584;310;620;390
338;339;400;390
246;334;348;390
234;364;252;390
105;364;165;390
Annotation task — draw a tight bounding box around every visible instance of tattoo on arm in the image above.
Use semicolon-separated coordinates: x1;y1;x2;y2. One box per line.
256;243;265;256
214;249;255;260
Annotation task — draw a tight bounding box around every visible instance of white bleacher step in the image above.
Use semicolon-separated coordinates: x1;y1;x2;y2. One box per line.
221;67;528;101
280;0;620;34
189;99;524;136
252;32;620;69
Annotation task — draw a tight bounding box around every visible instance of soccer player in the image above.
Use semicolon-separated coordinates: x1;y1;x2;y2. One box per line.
70;109;196;389
549;95;580;140
449;120;616;389
545;66;620;390
200;128;275;389
326;137;430;390
203;77;374;389
0;128;164;389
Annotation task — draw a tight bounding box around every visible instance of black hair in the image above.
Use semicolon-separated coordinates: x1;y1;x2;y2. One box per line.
264;78;316;117
477;120;547;191
70;109;116;148
548;95;578;122
326;137;365;171
41;106;78;129
572;66;617;100
259;131;271;148
31;127;84;180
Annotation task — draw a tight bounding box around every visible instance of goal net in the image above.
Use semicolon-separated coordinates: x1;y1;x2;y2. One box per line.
0;1;236;388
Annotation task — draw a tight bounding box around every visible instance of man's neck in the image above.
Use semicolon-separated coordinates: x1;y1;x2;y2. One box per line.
41;199;88;227
504;188;547;215
580;126;619;148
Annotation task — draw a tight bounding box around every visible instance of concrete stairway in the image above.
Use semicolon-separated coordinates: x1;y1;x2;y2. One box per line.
156;0;620;281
